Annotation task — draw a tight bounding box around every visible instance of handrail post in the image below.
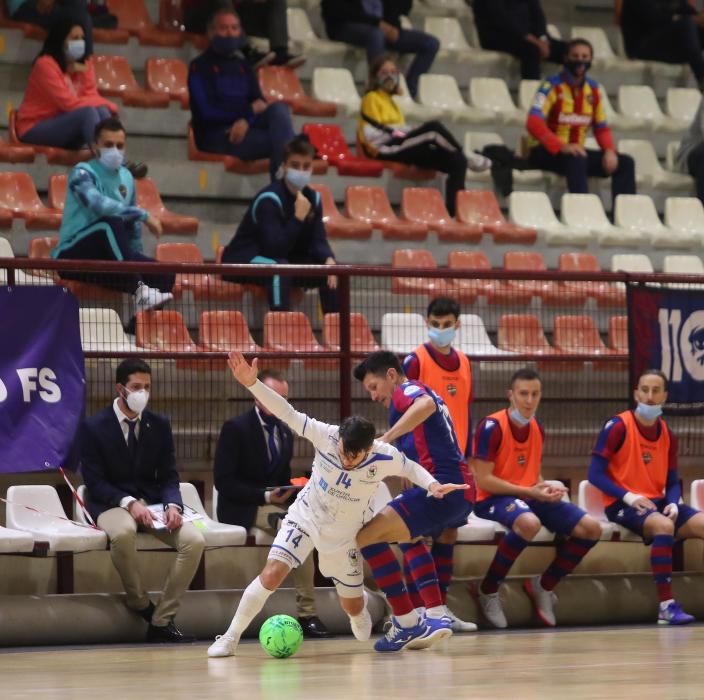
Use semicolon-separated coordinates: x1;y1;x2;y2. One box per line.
338;272;352;422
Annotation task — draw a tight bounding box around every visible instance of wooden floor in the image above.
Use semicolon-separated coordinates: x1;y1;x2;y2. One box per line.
2;626;703;700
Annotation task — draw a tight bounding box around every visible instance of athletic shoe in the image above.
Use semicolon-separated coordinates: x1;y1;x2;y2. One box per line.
444;607;478;633
406;615;453;649
523;576;558;627
243;47;276;70
207;634;237;657
469;582;507;629
658;600;695;625
350;607;373;641
134;283;173;312
373;617;428;653
466;151;492;172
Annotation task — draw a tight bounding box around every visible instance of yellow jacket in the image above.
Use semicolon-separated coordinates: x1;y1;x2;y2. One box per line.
357;89;406;156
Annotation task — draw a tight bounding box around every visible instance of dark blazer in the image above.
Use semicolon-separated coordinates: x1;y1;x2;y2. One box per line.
213;407;294;529
80;406;183;521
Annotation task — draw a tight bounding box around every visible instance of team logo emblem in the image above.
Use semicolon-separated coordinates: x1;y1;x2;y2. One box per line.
517;454;526;466
347;548;360;574
446;383;457;397
366;465;377;479
642;451;652;464
119;185;127;199
506;502;517;513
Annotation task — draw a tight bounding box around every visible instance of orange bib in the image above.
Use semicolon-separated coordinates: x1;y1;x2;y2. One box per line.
475;409;543;502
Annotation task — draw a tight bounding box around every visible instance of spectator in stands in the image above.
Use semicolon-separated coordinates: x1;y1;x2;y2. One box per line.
471;368;601;628
674;99;704;202
473;0;568;80
53;117;174;312
188;7;295;178
213;369;330;639
81;358;206;643
619;0;704;91
525;38;636;208
321;0;439;98
222;135;338;312
358;56;490;216
8;0;96;56
588;369;704;625
16;18;117;150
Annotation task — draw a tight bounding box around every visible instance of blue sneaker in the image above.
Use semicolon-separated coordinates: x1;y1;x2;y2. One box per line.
374;617;428;653
658;600;695;625
406;614;453;650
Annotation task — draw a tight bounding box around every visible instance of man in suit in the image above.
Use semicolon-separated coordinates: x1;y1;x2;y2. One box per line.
81;358;205;643
213;368;329;638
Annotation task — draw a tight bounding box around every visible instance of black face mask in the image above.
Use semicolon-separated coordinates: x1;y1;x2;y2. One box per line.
564;60;592;77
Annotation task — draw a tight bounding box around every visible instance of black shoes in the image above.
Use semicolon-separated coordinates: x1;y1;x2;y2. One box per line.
244;46;276;70
297;615;330;639
147;620;196;644
135;601;155;623
272;50;306;69
125;160;148;179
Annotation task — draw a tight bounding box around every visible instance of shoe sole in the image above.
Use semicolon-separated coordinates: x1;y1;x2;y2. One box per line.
523;579;556;627
658;618;695;625
451;623;478;633
406;626;453;650
140;295;174;313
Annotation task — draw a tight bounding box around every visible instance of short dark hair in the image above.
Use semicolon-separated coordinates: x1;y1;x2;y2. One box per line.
427;296;460;319
259;368;286;384
637;369;668;391
116;358;151;385
509;367;541;388
207;4;239;31
283;135;316;162
94;117;125;143
353;351;403;382
568;37;594;57
339;415;376;454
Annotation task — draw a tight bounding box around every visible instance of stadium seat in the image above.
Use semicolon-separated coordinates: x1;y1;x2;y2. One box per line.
456;512;497;543
464;132;544;186
518;79;540;111
381;313;426;353
553;315;618;357
79;307;137;351
618;139;694;192
468;78;525;125
0;237;13;256
186;123;269;172
187;123;225;163
179;482;247;546
136;178;199;234
417;74;494;124
561;193;643;247
286;7;346;56
199;310;260;352
569;26;632;71
608;315;628;353
666;141;680;172
689;480;704;510
94;55;171;108
6;485;107;551
447;249;504;303
597;88;645;131
136;310;201;353
28;235;58;259
558;252;625;307
0;135;35;164
497;314;555;354
424;15;509;67
664;197;704;244
455;190;537;243
394;74;439;121
503;251;580;305
106;0;185;46
665;88;701;127
311;68;360;116
618;86;683;132
390;249;447;295
145;57;189;108
309;183;372;239
400;187;482;242
263;312;325;354
323;313;380;352
663;255;704;289
0;172;62;229
456;313;503;356
577;480;633;541
302;124;383;176
611;253;655;274
346;186;427;239
0;209;12;230
615;194;696;248
258;66;336;117
353;138;435;181
0;525;35;554
47;174;67;211
509;191;589;245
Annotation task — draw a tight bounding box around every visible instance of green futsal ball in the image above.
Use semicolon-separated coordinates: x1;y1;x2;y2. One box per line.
259;614;304;658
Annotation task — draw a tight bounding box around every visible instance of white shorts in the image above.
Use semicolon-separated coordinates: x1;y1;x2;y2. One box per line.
268;513;364;599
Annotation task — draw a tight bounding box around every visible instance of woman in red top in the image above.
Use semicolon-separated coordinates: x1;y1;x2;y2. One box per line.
16;18;118;150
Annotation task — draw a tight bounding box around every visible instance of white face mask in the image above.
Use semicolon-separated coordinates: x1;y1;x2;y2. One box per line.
124;388;149;414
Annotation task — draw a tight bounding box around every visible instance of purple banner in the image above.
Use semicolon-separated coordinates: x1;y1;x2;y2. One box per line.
628;284;704;415
0;287;85;472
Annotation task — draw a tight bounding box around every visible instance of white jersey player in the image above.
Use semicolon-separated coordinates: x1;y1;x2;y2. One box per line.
208;352;466;658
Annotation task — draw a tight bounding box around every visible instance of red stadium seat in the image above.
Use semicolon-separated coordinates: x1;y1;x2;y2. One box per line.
0;208;13;230
187;123;226;163
186;123;270;173
258;66;337;117
136;310;201;353
263;311;331;369
145;57;189;108
455;190;537;244
323;313;380;352
446;250;522;305
28;236;58;258
608;316;628;353
354;139;435;181
94;55;170;108
199;311;260;352
401;188;482;242
0;136;35;164
0;1;46;38
310;183;372;240
48;174;67;210
302;124;383;176
106;0;185;46
346;186;427;240
391;249;447;295
558;252;626;308
504;251;580;305
0;172;62;229
497;314;555;354
136;178;199;234
553;316;615;355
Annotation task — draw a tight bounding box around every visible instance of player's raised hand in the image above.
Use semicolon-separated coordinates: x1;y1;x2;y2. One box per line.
227;351;259;387
428;482;469;499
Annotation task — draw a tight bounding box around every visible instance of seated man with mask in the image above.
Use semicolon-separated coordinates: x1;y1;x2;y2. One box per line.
221;135;338;313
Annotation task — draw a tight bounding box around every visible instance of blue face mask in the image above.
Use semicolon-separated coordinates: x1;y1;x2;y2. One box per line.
211;34;246;56
509;408;532;426
65;39;85;62
428;326;456;348
99;146;124;171
285;168;312;191
635;402;663;421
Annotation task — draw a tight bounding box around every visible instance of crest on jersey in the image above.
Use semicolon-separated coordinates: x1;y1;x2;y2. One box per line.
403;385;421;397
517;454;526;466
642;451;652;464
446;383;457;396
366;465;377;479
506;502;517;513
119;185;127;199
347;548;360;574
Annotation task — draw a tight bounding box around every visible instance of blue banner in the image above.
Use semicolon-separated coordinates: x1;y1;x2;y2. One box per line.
0;287;85;472
629;284;704;415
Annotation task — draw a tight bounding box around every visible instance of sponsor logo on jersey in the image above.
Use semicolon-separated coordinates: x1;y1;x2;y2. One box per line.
403;384;422;397
557;112;591;126
642;451;652;464
318;477;328;491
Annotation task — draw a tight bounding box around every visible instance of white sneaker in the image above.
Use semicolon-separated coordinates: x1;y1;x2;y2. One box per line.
350;607;373;641
467;151;492;172
444;607;478;633
207;634;237;657
523;576;557;627
134;283;173;312
478;589;507;629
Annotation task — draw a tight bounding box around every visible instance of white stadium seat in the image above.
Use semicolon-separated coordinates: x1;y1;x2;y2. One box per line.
618;139;694;192
561;193;643;247
598;88;645;131
663;254;704;275
457;313;504;356
468;78;525;125
0;526;35;553
570;26;632;70
665;197;704;245
690;479;704;510
287;8;346;56
395;73;440;121
666;141;681;172
518;79;541;111
576;481;620;541
381;313;426;354
618;86;684;133
610;253;655;274
79;308;137;352
179;482;246;546
312;68;360;116
424;16;510;67
615;194;697;248
509;191;590;245
417;74;494;124
666;88;701;127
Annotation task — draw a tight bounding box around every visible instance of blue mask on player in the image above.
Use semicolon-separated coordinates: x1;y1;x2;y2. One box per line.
284;167;311;191
509;408;532;426
635;402;663;421
428;326;456;348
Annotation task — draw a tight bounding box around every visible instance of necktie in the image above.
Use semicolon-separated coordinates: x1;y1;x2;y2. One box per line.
265;423;279;471
126;419;138;461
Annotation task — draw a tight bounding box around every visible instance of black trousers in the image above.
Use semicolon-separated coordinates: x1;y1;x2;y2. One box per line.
375;120;467;215
479;32;568;80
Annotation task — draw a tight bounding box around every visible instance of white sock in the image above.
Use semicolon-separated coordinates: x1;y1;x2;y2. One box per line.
426;605;447;619
660;598;674;611
395;610;420;628
224;576;274;640
349;594;373;642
